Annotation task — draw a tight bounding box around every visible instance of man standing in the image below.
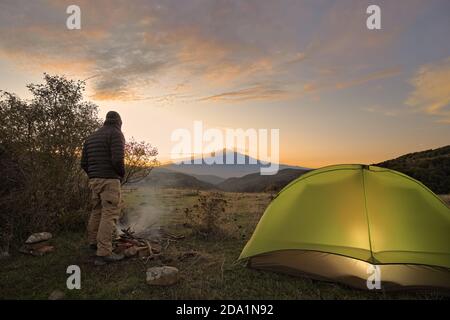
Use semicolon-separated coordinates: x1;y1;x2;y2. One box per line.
81;111;125;265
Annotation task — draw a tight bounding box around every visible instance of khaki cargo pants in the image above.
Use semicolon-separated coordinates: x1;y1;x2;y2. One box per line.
87;178;121;256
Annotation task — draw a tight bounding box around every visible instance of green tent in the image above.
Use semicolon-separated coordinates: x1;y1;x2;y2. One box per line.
240;164;450;290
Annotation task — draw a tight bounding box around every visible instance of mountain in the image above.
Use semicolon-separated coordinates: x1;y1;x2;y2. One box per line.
375;145;450;194
218;168;310;193
190;174;225;185
163;150;309;179
140;167;216;190
144;146;450;194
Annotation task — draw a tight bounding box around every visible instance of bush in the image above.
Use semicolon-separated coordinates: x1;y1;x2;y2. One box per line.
123;138;159;185
0;74;101;249
183;192;236;239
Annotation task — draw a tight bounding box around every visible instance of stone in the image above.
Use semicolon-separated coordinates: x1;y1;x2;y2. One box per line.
24;241;51;251
25;232;52;244
35;245;54;255
146;266;179;286
19;244;54;256
48;290;65;300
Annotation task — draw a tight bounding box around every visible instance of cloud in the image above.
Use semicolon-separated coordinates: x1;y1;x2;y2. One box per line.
306;0;426;64
303;83;320;93
406;57;450;123
282;52;307;67
0;1;282;101
0;0;444;107
363;106;398;117
336;67;402;89
198;84;289;102
297;67;401;98
90;59;170;100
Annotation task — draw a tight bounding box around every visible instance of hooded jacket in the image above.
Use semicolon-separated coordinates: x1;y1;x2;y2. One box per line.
81;112;125;180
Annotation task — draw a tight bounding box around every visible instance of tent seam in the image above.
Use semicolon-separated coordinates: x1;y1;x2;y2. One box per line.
361;166;375;263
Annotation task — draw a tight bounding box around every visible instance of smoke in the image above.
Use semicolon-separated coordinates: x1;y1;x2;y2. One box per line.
118;192;165;238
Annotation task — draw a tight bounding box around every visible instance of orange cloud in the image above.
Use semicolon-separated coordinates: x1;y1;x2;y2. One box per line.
199;85;289;103
0;50;94;74
406;57;450;123
336;67;402;89
0;0;440;109
203;58;273;84
90;89;140;101
176;31;230;64
303;83;319;93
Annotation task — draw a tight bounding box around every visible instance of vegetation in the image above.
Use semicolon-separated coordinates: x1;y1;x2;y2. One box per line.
0;74;102;250
376;145;450;194
0;188;447;299
0;74;157;255
183;192;238;239
123;138;158;185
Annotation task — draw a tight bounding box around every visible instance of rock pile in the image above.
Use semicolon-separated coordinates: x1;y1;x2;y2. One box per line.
20;232;54;256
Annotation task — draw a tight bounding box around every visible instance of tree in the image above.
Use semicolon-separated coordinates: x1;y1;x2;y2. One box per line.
123;138;159;185
0;73;101;167
0;73;102;240
0;145;24;257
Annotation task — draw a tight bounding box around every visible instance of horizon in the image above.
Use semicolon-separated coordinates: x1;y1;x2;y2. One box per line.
158;144;448;169
1;0;449;167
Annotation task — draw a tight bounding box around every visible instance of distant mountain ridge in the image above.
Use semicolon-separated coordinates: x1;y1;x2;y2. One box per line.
163;149;309;179
141;167;216;190
142;167;310;193
142;145;450;195
375;145;450;194
190;174;225;185
218;168;310;193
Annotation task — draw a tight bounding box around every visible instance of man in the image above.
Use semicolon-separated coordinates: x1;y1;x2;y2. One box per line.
81;111;125;265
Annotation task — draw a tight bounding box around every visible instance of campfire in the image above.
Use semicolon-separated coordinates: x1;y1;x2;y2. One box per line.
114;227;184;262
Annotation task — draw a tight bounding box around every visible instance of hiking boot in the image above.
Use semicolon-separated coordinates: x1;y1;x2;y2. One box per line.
94;253;124;266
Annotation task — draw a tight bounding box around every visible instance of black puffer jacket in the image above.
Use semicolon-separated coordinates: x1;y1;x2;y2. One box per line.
81;117;125;180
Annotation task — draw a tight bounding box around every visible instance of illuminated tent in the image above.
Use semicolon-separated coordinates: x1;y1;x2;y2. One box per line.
240;164;450;290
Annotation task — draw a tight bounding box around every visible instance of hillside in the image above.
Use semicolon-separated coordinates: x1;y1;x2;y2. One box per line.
190;174;225;185
218;168;310;193
140;168;216;190
375;145;450;194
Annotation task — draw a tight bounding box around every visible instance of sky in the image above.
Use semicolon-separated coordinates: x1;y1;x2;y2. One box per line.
0;0;449;167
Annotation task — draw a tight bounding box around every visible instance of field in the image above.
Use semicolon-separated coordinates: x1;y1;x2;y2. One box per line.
0;187;448;300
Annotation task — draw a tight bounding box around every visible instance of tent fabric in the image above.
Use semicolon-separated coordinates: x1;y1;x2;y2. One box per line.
240;164;450;289
248;250;450;290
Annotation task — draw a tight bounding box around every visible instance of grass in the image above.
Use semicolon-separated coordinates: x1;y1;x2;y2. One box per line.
0;187;448;300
